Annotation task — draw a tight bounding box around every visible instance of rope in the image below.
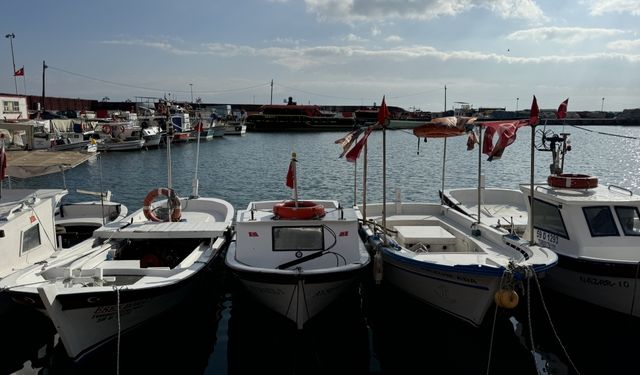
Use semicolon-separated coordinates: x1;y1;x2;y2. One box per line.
113;285;125;375
531;269;582;375
569;124;640;140
527;271;536;358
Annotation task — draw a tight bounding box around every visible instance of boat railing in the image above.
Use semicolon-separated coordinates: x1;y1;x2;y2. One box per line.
608;184;633;196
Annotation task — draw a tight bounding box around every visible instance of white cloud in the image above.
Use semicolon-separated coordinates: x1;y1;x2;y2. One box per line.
608;39;640;51
586;0;640;16
304;0;547;23
385;35;403;42
105;38;640;70
371;26;381;36
506;27;626;44
343;33;368;42
99;39;197;55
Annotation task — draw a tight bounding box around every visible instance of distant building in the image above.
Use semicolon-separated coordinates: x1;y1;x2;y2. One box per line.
0;94;28;120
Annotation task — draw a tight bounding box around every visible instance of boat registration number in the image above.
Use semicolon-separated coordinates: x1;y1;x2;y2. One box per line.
536;229;558;248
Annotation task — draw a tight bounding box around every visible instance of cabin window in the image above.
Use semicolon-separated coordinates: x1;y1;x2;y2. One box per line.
2;100;20;113
532;198;568;238
583;206;619;237
21;224;42;254
272;226;324;251
614;206;640;236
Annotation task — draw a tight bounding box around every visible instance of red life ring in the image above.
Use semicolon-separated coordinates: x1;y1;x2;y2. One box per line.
547;174;598;189
273;200;326;220
102;124;112;134
143;188;182;222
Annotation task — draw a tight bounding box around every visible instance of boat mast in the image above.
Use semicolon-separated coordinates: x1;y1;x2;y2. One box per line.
191;114;202;198
441;87;448;204
477;124;482;225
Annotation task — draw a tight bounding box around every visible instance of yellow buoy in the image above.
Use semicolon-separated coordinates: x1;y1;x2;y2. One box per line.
494;289;519;309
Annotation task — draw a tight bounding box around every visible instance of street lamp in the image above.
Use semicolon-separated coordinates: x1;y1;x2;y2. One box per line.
516;97;519;112
189;83;193;103
5;33;17;94
601;97;605;112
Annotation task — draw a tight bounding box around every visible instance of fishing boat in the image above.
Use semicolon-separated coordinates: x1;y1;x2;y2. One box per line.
350;102;556;326
225;154;370;329
442;130;640;318
0;124;235;359
245;97;356;132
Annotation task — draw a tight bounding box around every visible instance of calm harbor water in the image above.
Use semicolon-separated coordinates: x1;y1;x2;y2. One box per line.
2;125;640;374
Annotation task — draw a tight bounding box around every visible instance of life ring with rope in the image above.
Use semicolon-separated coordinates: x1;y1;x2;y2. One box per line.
273;200;326;220
102;124;112;134
547;174;598;189
142;188;182;222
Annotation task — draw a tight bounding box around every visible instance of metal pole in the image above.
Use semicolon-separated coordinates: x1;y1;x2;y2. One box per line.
5;33;17;94
529;124;536;244
292;152;298;204
42;61;47;113
189;83;193;103
477;125;482;224
444;85;447;112
363;143;367;218
382;126;387;246
516;97;519;112
441;138;447;204
270;79;273;105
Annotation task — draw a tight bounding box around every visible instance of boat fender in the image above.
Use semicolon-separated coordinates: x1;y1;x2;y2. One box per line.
273;200;326;220
494;289;519;309
143;188;182;222
373;251;383;284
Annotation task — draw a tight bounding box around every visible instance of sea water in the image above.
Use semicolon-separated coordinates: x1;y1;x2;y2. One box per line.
2;125;640;374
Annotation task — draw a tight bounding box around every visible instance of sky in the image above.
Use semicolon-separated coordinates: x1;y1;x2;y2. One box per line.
1;0;639;112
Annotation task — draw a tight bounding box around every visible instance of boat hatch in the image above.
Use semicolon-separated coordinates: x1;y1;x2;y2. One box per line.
395;225;456;251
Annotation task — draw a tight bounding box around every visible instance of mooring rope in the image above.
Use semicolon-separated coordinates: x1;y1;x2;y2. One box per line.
531;269;582;375
569;124;640;140
113;285;125;375
485;268;510;375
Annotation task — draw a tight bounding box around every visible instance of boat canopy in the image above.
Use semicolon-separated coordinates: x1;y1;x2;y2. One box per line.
5;150;95;178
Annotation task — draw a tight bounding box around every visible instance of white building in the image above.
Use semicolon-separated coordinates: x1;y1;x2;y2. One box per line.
1;94;28;120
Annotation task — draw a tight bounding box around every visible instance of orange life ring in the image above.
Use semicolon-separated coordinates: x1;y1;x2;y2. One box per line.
143;188;182;222
102;124;112;134
273;200;325;220
547;174;598;189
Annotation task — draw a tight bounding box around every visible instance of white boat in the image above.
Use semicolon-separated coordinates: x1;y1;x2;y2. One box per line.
358;198;557;326
0;189;234;359
226;198;370;329
225;154;369;328
0;152;125;279
220;120;247;135
97;137;145;152
1;117;235;359
442;131;640;318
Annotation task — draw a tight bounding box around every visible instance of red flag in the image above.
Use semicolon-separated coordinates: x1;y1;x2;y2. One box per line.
556;98;569;119
482;120;529;161
14;67;24;76
0;136;7;179
530;95;539;126
345;127;373;162
377;96;390;127
285;158;295;188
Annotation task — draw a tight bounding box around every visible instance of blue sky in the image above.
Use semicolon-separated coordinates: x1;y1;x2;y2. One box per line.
2;0;639;111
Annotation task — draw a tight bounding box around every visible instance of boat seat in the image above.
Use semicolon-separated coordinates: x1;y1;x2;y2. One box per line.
395;226;457;249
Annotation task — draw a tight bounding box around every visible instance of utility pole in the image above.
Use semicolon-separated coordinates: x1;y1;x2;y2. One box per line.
601;97;605;112
516;97;519;112
270;79;273;105
5;33;17;94
189;83;193;103
41;61;47;113
444;85;447;112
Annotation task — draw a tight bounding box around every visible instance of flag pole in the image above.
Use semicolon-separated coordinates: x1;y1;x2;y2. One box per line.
382;122;387;246
362;142;367;218
529;123;536;244
477;125;482;225
441;137;447;204
292;152;298;205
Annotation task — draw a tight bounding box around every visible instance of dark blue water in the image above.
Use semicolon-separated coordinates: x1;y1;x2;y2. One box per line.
2;126;640;374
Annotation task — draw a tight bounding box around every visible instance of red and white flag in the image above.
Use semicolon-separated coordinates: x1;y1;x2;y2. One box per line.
556;98;569;119
345;127;373;162
335;128;364;158
14;67;24;76
482;120;529;161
